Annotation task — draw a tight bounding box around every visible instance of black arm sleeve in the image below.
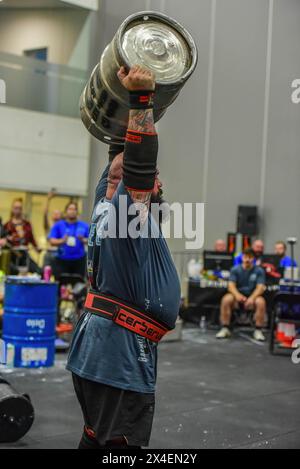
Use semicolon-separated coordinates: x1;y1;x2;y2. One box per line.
123;131;158;191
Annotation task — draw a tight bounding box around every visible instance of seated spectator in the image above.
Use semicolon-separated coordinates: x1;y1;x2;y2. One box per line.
234;239;264;266
48;202;89;280
274;241;297;268
216;248;266;341
214;239;226;252
4;198;41;274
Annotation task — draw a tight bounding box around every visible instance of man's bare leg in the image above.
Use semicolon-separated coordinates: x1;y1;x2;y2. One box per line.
253;296;266;341
220;293;235;326
254;296;266;327
216;293;235;339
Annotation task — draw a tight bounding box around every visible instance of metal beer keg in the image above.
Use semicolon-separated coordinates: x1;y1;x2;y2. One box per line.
80;11;198;145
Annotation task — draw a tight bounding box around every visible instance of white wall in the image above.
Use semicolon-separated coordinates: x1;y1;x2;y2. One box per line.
68;13;92;70
0;106;90;196
0;8;91;69
85;0;300;261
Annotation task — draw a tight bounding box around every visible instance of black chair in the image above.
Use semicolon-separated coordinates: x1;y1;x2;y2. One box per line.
269;291;300;354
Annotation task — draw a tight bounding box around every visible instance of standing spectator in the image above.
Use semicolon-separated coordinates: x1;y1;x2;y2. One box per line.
48;202;89;279
4;198;41;274
274;241;297;268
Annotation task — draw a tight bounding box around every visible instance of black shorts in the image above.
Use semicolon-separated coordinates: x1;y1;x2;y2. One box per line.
72;373;155;447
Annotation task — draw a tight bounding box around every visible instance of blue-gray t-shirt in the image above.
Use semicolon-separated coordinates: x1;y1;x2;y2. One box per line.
229;264;266;297
66;165;181;393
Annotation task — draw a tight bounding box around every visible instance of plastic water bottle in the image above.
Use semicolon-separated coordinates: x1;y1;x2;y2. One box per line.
199;315;207;333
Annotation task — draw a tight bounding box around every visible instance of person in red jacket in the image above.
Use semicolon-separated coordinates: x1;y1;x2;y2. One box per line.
4;198;41;274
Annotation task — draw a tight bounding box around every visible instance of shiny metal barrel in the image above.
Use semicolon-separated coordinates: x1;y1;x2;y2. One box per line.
80;11;198;145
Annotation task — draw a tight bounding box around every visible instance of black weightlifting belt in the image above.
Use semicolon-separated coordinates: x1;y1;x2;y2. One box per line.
84;290;170;343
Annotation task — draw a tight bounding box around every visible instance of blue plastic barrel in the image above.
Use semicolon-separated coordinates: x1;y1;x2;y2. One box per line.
3;277;58;368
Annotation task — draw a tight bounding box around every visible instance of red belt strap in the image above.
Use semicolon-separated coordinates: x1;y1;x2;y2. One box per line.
84;291;170;343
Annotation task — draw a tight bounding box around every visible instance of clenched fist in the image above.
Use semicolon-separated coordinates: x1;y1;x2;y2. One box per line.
117;65;155;91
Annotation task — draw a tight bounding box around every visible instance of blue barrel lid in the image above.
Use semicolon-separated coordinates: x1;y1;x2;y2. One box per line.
5;276;58;286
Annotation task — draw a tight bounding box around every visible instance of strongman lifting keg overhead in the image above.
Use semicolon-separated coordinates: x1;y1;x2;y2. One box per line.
67;11;197;449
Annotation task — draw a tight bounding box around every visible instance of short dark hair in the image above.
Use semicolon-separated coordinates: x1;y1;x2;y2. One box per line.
243;248;255;257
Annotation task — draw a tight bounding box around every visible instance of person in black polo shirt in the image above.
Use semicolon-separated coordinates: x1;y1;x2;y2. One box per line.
216;248;266;341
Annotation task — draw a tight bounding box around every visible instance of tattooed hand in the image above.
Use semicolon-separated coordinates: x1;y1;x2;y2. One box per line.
117;65;155;91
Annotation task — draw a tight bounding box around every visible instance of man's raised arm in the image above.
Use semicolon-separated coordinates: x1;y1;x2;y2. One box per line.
117;65;158;208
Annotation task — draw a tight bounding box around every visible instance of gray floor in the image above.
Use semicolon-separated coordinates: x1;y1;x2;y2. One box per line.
0;326;299;449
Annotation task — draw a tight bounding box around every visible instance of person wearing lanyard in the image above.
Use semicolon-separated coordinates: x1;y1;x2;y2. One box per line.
48;201;89;280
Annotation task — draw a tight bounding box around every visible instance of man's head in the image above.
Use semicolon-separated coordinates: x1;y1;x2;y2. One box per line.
65;202;78;222
11;198;23;219
214;239;226;252
242;248;255;269
252;239;264;257
274;241;286;257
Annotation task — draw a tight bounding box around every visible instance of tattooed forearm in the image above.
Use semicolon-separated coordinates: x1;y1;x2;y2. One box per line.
128;109;156;134
124;102;157;215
